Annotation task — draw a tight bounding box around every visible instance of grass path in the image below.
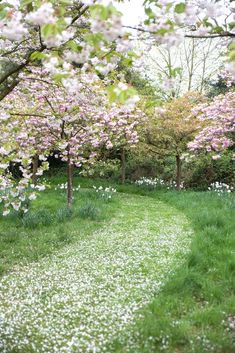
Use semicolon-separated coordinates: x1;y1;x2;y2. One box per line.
0;194;194;353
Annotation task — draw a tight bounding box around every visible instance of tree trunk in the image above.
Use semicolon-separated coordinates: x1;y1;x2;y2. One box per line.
121;148;126;184
176;155;182;191
67;159;74;208
32;154;39;185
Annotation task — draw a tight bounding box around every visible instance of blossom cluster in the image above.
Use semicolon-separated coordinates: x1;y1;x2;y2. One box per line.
208;182;234;195
219;70;235;87
135;177;184;190
0;0;138;98
0;67;143;214
93;185;117;201
54;183;80;192
0;179;46;216
0;0;234;98
188;92;235;156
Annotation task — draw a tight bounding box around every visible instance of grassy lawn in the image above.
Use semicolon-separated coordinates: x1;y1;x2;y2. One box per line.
0;177;234;352
113;185;235;353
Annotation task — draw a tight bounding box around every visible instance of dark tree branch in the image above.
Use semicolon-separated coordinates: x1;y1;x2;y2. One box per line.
0;45;46;86
185;33;235;39
1;39;31;57
10;112;49;118
0;79;19;101
69;5;89;27
44;96;57;115
123;25;235;39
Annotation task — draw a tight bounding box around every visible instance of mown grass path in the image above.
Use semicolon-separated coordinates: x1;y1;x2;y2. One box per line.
0;194;194;353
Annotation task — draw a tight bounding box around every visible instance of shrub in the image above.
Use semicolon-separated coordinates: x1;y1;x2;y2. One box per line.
56;207;73;222
22;209;53;228
77;203;99;220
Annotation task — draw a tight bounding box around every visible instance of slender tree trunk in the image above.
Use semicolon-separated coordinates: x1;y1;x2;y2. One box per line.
176;155;182;191
32;154;39;185
121;148;126;184
67;155;74;208
187;38;195;92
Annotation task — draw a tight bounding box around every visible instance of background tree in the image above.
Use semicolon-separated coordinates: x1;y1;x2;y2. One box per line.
146;93;204;189
0;66;143;211
188;91;235;159
135;37;226;100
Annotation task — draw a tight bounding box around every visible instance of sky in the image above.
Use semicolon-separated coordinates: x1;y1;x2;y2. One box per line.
102;0;145;26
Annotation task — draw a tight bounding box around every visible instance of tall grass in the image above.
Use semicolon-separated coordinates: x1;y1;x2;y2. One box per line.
110;190;235;353
0;184;118;276
0;176;234;352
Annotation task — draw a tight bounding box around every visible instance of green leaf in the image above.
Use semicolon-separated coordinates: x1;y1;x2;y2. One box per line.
174;3;186;14
213;26;223;33
229;22;235;30
90;4;119;20
30;51;46;61
53;73;69;83
58;0;72;5
66;40;80;52
90;5;109;20
156;28;169;35
85;33;104;47
41;24;59;38
0;10;7;20
145;7;155;19
0;2;14;9
20;0;33;8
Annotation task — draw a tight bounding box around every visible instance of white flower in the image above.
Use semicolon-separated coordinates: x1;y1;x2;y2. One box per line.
196;26;209;36
26;3;56;26
212;155;221;161
1;13;28;41
36;185;46;191
118;82;128;91
90;57;100;66
28;193;37;201
11;202;21;211
2;209;10;216
43;57;60;74
0;112;10;121
0;163;8;169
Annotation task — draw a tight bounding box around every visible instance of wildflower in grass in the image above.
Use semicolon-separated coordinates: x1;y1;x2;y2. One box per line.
0;197;193;353
93;186;117;201
135;177;185;190
208;182;234;195
28;193;37;201
2;209;10;216
55;183;80;193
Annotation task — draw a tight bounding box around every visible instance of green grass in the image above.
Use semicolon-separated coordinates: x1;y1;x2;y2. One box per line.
0;181;193;353
0;176;234;353
109;188;235;353
0;182;117;276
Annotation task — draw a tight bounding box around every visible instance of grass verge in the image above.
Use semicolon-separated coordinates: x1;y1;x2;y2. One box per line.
0;184;118;276
0;176;234;352
110;188;235;353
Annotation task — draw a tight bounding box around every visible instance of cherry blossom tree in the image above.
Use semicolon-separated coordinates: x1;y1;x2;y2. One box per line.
146;93;204;189
188;91;235;160
0;66;143;211
0;0;136;101
0;110;48;216
99;101;144;184
0;0;234;102
0;0;235;214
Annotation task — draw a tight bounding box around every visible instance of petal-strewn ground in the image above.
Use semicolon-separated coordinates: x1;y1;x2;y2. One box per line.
0;194;193;353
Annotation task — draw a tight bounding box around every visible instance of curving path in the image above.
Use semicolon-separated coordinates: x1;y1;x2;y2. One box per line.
0;194;193;353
